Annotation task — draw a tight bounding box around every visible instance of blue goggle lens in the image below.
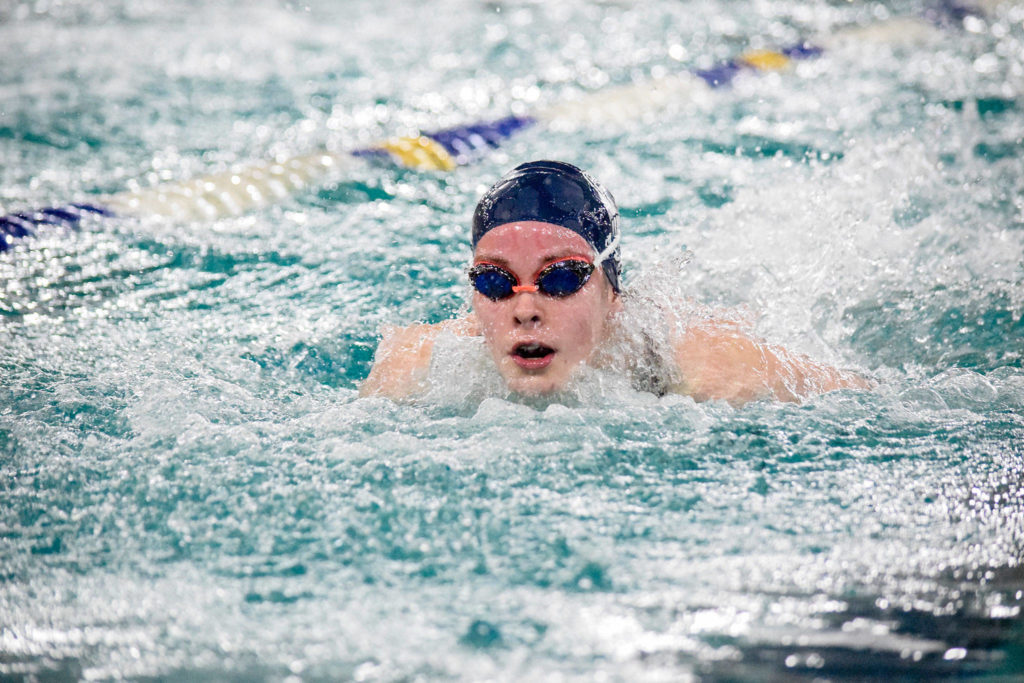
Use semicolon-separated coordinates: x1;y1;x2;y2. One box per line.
538;262;590;297
470;267;515;300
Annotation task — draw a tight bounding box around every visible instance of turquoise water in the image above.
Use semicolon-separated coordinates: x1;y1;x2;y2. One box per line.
2;0;1023;679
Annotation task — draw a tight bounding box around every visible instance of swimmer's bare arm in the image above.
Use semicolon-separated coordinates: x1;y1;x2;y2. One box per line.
360;316;481;400
671;320;872;405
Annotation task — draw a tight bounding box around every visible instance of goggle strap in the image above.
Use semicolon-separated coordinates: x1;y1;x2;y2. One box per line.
593;233;620;268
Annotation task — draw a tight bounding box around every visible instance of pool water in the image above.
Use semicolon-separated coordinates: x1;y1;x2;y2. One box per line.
2;0;1023;680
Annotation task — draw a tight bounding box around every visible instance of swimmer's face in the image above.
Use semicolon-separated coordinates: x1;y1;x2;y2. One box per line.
471;221;621;395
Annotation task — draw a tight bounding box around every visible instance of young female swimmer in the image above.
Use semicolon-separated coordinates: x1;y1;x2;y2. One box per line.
360;160;870;405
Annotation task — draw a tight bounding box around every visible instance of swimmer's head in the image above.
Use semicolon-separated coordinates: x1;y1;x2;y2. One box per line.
472;160;621;293
469;161;623;396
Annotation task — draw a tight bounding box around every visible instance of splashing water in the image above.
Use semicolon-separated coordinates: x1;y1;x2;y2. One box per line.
1;0;1023;680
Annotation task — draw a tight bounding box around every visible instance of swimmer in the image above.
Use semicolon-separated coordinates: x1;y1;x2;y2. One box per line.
361;160;870;404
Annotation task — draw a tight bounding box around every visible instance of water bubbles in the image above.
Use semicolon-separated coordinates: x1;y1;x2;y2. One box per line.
3;0;1024;679
974;52;1001;74
460;619;503;648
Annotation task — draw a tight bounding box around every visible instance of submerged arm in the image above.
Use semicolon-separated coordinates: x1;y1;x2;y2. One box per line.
670;320;871;405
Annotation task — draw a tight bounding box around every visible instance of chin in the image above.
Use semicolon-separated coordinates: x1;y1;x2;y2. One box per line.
502;371;568;396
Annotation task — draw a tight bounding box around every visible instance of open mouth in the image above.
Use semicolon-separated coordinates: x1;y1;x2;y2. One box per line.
512;342;555;369
515;342;554;359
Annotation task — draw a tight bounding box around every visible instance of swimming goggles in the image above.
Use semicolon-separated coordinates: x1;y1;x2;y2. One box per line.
468;258;595;301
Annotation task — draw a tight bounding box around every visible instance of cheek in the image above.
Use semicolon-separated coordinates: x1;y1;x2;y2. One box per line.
471;298;506;338
579;287;616;328
558;301;609;346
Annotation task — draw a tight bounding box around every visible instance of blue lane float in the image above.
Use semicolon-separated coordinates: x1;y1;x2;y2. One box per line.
694;42;824;88
350;114;538;169
422;114;538;165
0;204;115;251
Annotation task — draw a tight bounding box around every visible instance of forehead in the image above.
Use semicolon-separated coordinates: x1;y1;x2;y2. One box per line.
473;221;594;263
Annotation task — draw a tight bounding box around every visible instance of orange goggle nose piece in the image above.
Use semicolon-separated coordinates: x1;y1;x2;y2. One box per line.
511;284;539;293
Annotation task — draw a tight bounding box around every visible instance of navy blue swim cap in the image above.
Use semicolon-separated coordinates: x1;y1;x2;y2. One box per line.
472;160;621;293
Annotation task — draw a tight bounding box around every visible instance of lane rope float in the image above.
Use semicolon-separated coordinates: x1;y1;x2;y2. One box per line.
0;1;993;252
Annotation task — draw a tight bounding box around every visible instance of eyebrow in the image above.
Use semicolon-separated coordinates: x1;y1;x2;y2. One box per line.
473;250;590;269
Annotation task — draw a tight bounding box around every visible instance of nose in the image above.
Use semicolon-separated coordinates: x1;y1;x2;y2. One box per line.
511;290;543;327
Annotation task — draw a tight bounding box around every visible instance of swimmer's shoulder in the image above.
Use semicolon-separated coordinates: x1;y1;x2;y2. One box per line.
668;319;772;404
360;316;480;400
668;318;872;405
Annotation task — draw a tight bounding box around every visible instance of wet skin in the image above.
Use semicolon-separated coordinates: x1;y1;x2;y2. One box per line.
471;221;621;396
